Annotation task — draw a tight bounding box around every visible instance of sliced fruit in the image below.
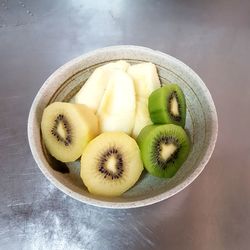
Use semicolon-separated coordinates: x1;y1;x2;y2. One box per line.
127;62;161;136
137;124;190;178
132;97;152;138
41;102;99;162
97;70;136;134
127;62;161;98
74;61;130;112
148;84;186;127
80;132;143;197
103;60;130;71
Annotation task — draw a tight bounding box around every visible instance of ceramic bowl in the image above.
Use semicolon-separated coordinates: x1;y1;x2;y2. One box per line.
28;45;218;209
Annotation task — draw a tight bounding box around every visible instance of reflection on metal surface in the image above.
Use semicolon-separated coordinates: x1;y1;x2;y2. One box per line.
1;0;250;249
0;0;63;27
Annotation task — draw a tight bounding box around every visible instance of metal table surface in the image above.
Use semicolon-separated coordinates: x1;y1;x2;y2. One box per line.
0;0;249;249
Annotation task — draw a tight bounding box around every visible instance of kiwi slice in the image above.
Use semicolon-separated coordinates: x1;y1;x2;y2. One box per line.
80;132;143;197
41;102;99;162
137;124;190;178
148;84;186;127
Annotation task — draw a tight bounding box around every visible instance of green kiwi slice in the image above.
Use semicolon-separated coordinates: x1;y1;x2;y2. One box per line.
148;84;186;127
137;124;190;178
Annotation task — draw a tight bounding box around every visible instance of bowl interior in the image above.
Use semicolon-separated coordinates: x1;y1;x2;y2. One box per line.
29;46;217;208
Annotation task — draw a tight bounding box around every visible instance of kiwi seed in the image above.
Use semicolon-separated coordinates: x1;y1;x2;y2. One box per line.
51;114;72;146
80;132;143;197
168;91;181;122
98;148;124;180
137;124;190;178
153;135;180;169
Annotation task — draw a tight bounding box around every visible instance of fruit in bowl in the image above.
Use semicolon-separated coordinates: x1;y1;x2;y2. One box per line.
39;59;191;197
28;46;218;208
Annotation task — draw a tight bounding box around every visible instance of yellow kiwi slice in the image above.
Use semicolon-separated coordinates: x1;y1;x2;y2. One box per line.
41;102;99;162
80;132;143;197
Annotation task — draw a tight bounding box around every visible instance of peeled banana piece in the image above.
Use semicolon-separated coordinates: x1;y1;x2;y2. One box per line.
132;97;152;138
128;63;161;137
103;60;130;71
97;70;136;134
127;62;161;98
74;60;161;137
74;60;130;112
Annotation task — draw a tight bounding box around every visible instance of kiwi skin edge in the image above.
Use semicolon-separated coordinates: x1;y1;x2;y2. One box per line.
137;124;190;178
148;84;186;127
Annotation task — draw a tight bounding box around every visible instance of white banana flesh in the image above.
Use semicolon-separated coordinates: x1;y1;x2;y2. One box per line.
74;60;161;137
74;60;130;112
103;60;130;71
127;62;161;98
97;70;136;134
132;97;152;138
128;62;161;137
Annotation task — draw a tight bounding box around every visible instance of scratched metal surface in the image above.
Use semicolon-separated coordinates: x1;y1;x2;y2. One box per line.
0;0;250;249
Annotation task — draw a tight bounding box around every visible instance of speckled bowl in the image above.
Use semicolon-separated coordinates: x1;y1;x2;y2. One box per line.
28;45;218;209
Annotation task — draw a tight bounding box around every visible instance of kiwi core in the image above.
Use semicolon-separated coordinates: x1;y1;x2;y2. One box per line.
160;143;177;161
168;91;181;121
51;114;72;146
154;136;180;169
57;122;67;139
99;148;124;179
105;156;118;173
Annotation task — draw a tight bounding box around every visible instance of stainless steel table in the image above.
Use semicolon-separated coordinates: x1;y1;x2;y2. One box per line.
1;0;249;249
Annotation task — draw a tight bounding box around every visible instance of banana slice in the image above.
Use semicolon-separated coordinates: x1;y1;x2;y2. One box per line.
74;61;130;112
97;70;136;134
132;97;152;138
127;62;161;98
128;62;161;137
103;60;130;71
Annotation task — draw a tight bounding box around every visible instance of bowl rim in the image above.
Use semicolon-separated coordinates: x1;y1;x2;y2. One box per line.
28;45;218;209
